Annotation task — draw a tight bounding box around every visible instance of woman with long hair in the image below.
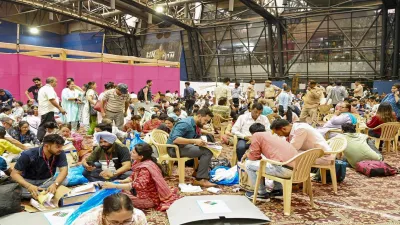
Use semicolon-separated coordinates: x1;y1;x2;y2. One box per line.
367;102;396;138
381;83;400;120
82;82;98;135
9;121;40;146
103;143;180;211
61;80;81;131
71;193;147;225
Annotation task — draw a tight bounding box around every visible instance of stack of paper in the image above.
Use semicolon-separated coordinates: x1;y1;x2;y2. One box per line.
43;209;75;225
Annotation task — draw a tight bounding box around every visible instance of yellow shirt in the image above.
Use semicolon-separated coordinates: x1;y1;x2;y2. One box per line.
0;139;22;155
303;87;322;109
215;84;232;104
264;85;280;98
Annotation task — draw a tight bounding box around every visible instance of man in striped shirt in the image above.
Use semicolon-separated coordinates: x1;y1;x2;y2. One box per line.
100;83;130;130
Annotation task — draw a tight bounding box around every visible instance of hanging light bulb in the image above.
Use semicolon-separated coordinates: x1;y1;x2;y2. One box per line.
155;6;164;13
30;27;39;34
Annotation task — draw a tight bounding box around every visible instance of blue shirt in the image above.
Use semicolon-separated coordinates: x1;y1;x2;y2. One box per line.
382;93;400;119
167;117;198;144
184;87;195;99
0;89;13;106
278;92;292;112
14;147;68;180
262;106;273;116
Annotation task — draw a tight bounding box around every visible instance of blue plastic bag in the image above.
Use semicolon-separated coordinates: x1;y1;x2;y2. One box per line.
65;188;121;225
130;132;145;151
54;165;88;187
209;166;239;186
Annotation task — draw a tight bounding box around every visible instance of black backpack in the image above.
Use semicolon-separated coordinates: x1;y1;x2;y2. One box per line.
137;87;145;101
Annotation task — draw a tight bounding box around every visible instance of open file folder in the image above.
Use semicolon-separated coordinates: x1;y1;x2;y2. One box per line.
167;195;270;225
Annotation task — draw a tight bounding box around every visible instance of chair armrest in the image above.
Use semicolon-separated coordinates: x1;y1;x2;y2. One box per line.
260;158;286;166
323;150;344;155
156;143;181;158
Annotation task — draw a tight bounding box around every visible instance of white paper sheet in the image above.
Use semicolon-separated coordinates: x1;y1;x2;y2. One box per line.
43;209;74;225
197;200;232;214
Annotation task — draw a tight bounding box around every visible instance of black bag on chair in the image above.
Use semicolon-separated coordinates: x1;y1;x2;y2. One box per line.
0;180;22;217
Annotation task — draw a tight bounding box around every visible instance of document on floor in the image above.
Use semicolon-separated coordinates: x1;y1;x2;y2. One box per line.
197;200;232;214
43;209;74;225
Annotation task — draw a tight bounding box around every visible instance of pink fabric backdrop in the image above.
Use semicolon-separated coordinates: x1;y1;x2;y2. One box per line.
0;54;180;102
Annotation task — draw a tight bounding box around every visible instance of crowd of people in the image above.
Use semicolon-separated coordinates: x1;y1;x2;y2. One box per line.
0;76;397;222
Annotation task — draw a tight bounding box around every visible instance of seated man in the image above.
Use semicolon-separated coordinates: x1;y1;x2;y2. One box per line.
339;123;382;168
167;108;216;188
270;119;332;165
11;134;68;199
122;115;142;133
242;123;298;200
211;97;231;119
143;114;162;134
232;103;270;161
168;107;182;122
83;132;132;182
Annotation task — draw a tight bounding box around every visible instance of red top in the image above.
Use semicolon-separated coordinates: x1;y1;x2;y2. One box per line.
366;114;396;134
143;120;162;133
131;167;161;207
123;121;142;133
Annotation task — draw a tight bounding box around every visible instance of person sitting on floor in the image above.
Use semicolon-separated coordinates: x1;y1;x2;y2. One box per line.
103;143;180;211
241;123;298;201
0;126;22;171
9;121;40;147
338;123;383;168
138;107;152;127
24;107;40;135
232;103;270;161
0;106;13;121
167;108;216;187
367;102;397;138
318;102;357;138
259;99;273;116
211;97;231;119
11;134;68;199
71;193;147;225
12;101;25;122
168;107;182;122
1;116;17;135
82;132;132;182
102;118;128;141
43;121;59;136
157;117;175;134
143;114;162;134
271;119;332;165
122;115;142;133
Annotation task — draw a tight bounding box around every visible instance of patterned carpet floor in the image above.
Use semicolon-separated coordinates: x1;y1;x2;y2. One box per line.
143;144;400;225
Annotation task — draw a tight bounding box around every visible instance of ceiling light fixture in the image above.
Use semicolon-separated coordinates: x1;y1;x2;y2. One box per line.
155;6;164;13
30;27;39;34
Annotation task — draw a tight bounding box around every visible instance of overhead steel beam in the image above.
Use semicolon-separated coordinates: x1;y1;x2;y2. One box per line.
4;0;131;35
238;0;277;22
120;0;193;30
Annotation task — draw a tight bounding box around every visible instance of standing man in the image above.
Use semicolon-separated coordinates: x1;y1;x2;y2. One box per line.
25;77;42;103
167;108;216;188
277;87;293;123
37;77;66;142
354;81;363;98
215;77;233;106
247;79;256;104
264;80;281;107
100;83;130;130
299;80;322;123
326;82;334;97
11;134;68;199
326;80;348;108
231;82;242;107
317;83;326;97
141;80;153;104
184;82;196;115
232;103;270;161
0;89;13;108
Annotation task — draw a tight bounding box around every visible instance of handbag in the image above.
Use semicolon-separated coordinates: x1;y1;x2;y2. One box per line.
93;100;102;112
89;105;97;116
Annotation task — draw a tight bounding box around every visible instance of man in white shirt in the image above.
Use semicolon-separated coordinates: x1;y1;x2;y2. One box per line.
214;77;233;106
232;103;270;161
37;77;66;142
326;82;334;97
270;119;333;165
353;81;363;98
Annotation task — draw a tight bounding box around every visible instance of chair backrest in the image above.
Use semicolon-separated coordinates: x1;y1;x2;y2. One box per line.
327;135;347;154
212;113;223;127
291;148;324;183
267;114;275;123
319;105;332;115
150;129;170;156
378;122;400;141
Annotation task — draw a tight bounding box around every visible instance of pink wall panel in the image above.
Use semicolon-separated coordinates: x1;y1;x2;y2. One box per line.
0;54;180;102
65;61;103;92
0;54;19;75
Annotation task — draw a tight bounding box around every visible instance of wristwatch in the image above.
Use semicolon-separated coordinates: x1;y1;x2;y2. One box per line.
54;182;59;187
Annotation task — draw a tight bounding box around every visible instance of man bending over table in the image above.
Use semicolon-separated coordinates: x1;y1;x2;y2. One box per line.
11;134;68;199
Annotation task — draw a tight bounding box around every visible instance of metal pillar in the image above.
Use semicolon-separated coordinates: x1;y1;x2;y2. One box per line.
194;31;204;80
267;22;276;78
381;5;387;78
393;4;400;79
187;31;199;80
276;22;285;78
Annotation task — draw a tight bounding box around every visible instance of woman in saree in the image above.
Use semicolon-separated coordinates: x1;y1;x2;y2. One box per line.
103;143;180;211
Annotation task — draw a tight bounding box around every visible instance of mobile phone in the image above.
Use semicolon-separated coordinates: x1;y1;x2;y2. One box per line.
86;161;95;167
